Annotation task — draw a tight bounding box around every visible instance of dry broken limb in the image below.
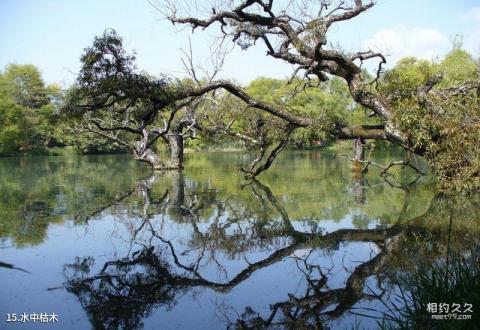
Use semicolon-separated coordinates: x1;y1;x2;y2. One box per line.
71;24;394;177
179;46;283;178
155;0;480;189
339;154;425;176
160;0;405;140
178;43;308;178
180;78;388;177
154;0;404;175
239;124;296;178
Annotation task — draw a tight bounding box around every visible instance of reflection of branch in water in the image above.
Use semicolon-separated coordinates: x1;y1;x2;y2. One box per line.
64;224;404;329
219;239;407;329
78;188;135;224
64;226;392;323
77;173;166;224
63;249;186;330
218;180;426;329
339;154;426;176
235;195;479;329
339;154;425;207
62;175;433;330
250;179;296;234
0;260;31;274
217;247;392;329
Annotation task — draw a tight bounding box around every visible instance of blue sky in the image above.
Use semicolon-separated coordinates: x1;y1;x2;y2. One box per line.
1;0;479;86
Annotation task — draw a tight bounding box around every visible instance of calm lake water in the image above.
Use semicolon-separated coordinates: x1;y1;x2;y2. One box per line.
0;150;478;329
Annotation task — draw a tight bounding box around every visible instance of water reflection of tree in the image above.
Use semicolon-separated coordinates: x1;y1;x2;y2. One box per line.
60;171;479;330
0;151;433;247
227;201;480;329
0;156;147;247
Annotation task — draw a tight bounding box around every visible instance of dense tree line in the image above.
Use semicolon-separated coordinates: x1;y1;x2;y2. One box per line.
0;64;61;153
0;64;125;154
0;22;478;191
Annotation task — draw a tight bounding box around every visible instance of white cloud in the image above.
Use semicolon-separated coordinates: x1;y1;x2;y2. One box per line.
461;6;480;22
361;26;451;66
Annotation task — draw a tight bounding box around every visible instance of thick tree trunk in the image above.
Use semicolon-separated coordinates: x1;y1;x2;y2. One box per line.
351;138;366;202
166;171;186;221
134;148;166;170
133;134;184;171
352;138;365;172
170;170;185;208
166;134;184;170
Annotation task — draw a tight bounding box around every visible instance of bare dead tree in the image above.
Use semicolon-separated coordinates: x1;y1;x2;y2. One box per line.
157;1;404;139
153;0;480;184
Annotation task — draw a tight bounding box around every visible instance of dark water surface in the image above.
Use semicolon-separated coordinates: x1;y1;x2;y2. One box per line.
0;150;478;329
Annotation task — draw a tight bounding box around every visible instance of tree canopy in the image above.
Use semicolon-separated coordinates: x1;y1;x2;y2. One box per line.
379;48;479;192
162;0;479;192
0;64;61;154
1;1;478;193
65;30;204;169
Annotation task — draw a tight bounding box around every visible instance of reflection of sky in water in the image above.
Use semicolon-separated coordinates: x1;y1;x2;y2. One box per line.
0;214;385;329
292;213;385;233
1;151;474;329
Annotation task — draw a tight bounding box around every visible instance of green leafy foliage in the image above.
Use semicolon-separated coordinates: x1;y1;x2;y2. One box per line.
193;76;377;150
1;39;478;195
63;29;192;159
378;48;479;193
72;30;180;115
0;64;63;154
